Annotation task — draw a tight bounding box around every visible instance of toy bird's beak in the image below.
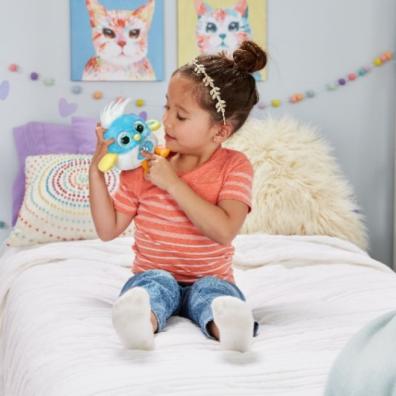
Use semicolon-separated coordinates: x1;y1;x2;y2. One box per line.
98;153;118;172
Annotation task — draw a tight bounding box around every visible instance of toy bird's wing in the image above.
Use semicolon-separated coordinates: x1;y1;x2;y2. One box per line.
100;97;131;129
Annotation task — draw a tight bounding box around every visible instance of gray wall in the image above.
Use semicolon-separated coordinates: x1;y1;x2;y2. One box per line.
0;0;395;266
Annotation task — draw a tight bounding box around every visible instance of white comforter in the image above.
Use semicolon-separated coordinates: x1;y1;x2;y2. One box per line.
0;234;395;396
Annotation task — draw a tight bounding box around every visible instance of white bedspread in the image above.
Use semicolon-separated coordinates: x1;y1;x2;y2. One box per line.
0;234;395;396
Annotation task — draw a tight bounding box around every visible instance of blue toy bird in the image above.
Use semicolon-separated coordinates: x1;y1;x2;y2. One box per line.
98;98;169;173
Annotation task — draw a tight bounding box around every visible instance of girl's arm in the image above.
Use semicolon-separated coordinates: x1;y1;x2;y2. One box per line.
167;180;249;245
89;167;134;241
89;124;134;241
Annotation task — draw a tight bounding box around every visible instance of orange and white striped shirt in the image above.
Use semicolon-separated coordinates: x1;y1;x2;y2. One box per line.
112;147;253;284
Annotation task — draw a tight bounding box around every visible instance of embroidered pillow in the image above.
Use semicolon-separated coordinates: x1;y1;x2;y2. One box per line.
11;121;97;226
7;154;134;247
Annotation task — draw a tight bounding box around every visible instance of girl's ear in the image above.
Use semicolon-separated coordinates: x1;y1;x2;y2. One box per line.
213;123;233;143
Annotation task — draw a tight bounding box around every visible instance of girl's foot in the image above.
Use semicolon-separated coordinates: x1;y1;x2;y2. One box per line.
211;296;254;352
112;287;154;350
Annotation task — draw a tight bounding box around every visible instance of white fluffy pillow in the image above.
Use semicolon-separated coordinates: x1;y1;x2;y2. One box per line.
223;117;368;250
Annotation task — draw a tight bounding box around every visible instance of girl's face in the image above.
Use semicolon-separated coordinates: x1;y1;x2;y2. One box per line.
162;73;220;154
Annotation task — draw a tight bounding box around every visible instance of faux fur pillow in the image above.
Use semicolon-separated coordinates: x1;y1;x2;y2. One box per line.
223;117;368;250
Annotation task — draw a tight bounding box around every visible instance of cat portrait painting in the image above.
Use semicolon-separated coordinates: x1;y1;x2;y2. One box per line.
71;0;164;81
178;0;267;80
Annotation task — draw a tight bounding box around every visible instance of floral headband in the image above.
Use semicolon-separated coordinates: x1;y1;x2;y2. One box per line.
190;59;226;125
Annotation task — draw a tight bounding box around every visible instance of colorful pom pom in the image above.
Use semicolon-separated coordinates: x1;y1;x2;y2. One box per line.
348;73;357;81
271;99;281;108
289;94;304;104
8;64;18;72
71;86;82;94
5;50;392;114
135;98;145;107
358;68;367;77
373;57;382;66
326;83;338;91
43;78;55;86
92;91;103;100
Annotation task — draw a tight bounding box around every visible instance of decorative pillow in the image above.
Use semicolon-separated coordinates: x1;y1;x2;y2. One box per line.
71;116;97;153
12;121;96;226
223;117;368;250
7;154;134;247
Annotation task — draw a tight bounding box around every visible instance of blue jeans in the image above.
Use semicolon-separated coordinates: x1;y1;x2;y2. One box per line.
119;269;259;339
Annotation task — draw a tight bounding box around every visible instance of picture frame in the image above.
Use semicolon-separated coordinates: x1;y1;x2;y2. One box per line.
177;0;267;80
70;0;164;81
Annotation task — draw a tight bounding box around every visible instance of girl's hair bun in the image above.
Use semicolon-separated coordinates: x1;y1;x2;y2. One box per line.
232;40;267;74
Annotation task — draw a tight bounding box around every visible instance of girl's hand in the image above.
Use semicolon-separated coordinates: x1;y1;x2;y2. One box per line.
90;123;114;171
142;151;181;192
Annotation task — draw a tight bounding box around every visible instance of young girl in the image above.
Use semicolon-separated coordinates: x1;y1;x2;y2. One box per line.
89;40;267;352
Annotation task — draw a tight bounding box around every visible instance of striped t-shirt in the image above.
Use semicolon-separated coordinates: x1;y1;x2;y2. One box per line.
112;146;253;283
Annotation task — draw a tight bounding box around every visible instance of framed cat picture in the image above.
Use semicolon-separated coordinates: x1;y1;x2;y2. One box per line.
178;0;267;80
70;0;164;81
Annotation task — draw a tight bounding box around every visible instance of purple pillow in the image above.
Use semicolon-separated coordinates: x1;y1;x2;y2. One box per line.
12;120;96;225
71;116;97;153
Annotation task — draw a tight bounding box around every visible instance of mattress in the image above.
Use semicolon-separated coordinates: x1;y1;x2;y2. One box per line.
0;234;395;396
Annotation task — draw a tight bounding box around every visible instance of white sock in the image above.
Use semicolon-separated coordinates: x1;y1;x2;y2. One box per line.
112;287;154;350
212;296;254;352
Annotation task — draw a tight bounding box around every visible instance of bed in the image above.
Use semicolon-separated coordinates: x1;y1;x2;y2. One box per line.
1;234;396;396
1;116;395;395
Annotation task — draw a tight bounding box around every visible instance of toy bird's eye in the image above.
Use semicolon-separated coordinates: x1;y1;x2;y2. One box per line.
117;132;132;147
135;122;145;133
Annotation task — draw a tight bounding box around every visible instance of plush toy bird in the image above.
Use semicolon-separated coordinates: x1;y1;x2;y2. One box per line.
98;98;170;173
